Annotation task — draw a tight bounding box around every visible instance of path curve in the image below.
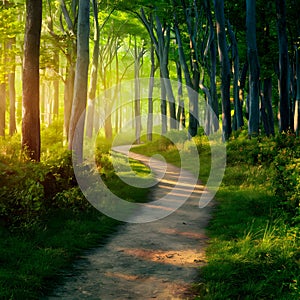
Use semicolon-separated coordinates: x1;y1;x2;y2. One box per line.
45;146;214;299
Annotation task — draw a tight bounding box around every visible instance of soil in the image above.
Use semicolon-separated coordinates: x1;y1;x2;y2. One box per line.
44;146;214;300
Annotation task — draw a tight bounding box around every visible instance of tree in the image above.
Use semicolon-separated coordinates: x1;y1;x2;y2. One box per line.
68;0;90;162
246;0;260;137
22;0;42;161
139;7;177;131
214;0;231;140
86;0;100;138
276;0;290;132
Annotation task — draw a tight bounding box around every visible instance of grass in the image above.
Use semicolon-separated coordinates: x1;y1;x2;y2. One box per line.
131;133;300;299
0;135;152;299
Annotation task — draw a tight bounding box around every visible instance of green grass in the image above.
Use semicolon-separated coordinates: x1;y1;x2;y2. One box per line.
132;133;300;300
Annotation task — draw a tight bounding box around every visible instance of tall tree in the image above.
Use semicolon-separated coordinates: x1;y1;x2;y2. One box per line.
86;0;100;138
276;0;290;132
246;0;260;137
214;0;231;140
68;0;90;162
22;0;42;161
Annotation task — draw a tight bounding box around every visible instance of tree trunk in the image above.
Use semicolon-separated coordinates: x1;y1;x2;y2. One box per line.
0;81;5;137
64;61;75;140
86;0;99;138
134;37;142;144
264;78;275;136
228;21;243;130
68;0;90;162
276;0;290;132
205;0;219;132
53;53;60;117
139;9;176;131
294;48;300;136
7;37;16;136
246;0;260;137
215;0;231;140
174;13;197;136
160;72;167;134
147;42;155;141
22;0;42;161
176;61;185;129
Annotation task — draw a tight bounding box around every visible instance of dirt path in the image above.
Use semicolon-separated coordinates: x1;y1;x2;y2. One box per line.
45;146;214;300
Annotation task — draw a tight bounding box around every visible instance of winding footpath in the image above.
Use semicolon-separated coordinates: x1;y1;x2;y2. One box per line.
45;146;214;300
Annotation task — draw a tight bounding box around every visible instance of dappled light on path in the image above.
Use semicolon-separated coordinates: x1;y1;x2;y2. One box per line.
45;149;214;299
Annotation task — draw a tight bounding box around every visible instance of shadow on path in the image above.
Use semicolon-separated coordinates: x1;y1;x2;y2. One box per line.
44;146;214;300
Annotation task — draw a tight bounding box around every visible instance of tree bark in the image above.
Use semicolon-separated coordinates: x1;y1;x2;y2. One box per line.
276;0;290;132
205;0;219;132
215;0;231;140
228;21;243;130
134;37;143;144
294;48;300;136
86;0;100;138
7;37;16;136
147;42;155;141
22;0;42;161
246;0;260;137
68;0;90;162
0;80;5;137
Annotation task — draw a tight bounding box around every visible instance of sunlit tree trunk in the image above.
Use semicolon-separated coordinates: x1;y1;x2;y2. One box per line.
7;36;16;136
22;0;42;161
276;0;290;132
64;60;75;140
68;0;90;162
86;0;99;138
246;0;260;137
53;53;60;118
0;79;5;137
147;42;155;141
134;37;143;144
215;0;231;140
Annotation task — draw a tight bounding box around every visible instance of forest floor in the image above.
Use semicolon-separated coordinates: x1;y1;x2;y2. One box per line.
44;145;214;300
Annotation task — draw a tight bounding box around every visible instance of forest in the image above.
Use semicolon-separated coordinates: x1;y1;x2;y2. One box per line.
0;0;299;299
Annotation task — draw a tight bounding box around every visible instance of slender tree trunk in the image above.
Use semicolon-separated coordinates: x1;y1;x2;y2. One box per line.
215;0;231;140
247;0;260;137
205;0;219;132
68;0;90;162
7;37;16;136
86;0;99;138
64;62;75;140
294;48;300;136
147;42;155;141
174;13;196;136
0;81;5;137
160;72;167;134
276;0;290;132
264;78;275;136
239;61;248;118
22;0;42;161
176;61;185;129
53;53;60;117
134;37;142;144
228;21;243;130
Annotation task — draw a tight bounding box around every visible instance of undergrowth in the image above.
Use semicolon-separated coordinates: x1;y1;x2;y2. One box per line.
132;131;300;299
0;124;151;299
